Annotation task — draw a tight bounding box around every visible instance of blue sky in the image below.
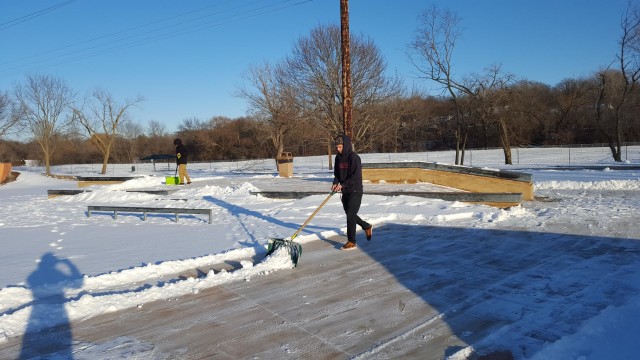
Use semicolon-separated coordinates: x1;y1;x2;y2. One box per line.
0;0;631;135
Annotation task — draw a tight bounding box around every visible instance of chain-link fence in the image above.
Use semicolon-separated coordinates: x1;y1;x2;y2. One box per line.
360;143;640;167
26;143;640;175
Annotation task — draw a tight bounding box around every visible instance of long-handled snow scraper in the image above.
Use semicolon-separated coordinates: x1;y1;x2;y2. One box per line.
265;191;336;267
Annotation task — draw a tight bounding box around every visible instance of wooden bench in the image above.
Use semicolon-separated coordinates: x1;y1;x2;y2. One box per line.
87;205;213;224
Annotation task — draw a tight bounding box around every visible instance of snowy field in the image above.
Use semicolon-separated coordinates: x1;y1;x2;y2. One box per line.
1;145;640;359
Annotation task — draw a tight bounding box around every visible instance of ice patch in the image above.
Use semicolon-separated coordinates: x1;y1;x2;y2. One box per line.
435;212;475;222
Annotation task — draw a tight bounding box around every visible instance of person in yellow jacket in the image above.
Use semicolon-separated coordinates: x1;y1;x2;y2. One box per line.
173;138;191;185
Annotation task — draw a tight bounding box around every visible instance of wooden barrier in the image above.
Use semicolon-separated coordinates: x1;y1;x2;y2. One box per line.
45;174;77;180
48;188;178;198
47;189;91;198
76;176;141;187
362;162;534;202
251;191;523;208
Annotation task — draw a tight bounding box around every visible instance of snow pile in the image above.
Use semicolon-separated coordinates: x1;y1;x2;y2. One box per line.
536;178;640;190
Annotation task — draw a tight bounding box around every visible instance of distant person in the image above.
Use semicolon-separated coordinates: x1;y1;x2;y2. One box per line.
174;138;191;185
331;134;372;250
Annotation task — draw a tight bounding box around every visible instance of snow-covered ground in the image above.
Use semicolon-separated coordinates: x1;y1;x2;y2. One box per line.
1;146;639;359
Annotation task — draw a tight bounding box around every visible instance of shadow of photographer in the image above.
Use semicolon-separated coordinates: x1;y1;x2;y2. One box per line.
19;252;83;359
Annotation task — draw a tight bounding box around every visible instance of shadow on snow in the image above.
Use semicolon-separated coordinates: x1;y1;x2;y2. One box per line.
19;252;83;359
203;195;335;246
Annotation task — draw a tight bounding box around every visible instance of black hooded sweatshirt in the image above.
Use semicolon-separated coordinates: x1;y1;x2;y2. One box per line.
175;142;188;165
333;135;363;193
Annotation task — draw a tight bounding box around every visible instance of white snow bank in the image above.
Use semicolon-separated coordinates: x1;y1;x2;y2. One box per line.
536;179;640;190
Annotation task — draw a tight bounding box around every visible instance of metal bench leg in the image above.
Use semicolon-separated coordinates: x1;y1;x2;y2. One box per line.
143;212;147;221
175;213;179;222
114;211;118;220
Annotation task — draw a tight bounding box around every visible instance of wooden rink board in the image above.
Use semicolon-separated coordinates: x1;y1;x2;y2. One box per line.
77;180;126;187
362;164;534;201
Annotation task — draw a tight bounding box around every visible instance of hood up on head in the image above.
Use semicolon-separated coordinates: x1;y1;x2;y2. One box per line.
335;134;353;156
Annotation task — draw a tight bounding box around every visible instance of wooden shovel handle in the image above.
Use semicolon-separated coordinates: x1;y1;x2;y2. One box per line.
290;192;335;240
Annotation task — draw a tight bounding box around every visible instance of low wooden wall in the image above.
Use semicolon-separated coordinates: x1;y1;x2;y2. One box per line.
78;180;128;187
362;162;534;201
76;176;140;188
252;191;523;208
0;163;12;183
47;188;178;198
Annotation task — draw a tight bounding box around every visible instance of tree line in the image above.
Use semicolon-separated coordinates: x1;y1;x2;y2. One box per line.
1;5;640;174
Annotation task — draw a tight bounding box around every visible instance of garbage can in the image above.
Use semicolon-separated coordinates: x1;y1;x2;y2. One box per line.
276;152;293;177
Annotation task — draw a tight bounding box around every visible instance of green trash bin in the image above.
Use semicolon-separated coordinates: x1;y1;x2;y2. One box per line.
276;152;293;177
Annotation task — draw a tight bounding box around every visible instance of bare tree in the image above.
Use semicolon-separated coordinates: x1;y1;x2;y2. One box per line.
13;74;74;175
361;95;411;152
177;117;208;133
464;65;516;164
116;120;144;163
409;6;516;164
145;119;170;155
237;62;301;157
283;24;402;150
594;3;640;162
72;89;144;174
175;116;220;160
148;119;167;138
409;6;469;164
551;78;593;144
0;91;23;139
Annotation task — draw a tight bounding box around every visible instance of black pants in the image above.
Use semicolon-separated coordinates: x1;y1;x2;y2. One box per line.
341;191;370;243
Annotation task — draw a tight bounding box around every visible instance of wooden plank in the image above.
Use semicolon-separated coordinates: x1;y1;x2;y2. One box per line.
42;173;77;180
78;180;126;187
47;189;91;198
48;189;177;198
250;191;522;208
76;176;141;181
77;176;143;188
125;189;178;195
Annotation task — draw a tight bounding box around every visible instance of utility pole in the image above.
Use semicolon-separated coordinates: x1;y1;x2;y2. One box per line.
340;0;353;139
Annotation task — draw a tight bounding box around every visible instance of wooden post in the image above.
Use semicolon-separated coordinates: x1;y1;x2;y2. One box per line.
340;0;353;139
